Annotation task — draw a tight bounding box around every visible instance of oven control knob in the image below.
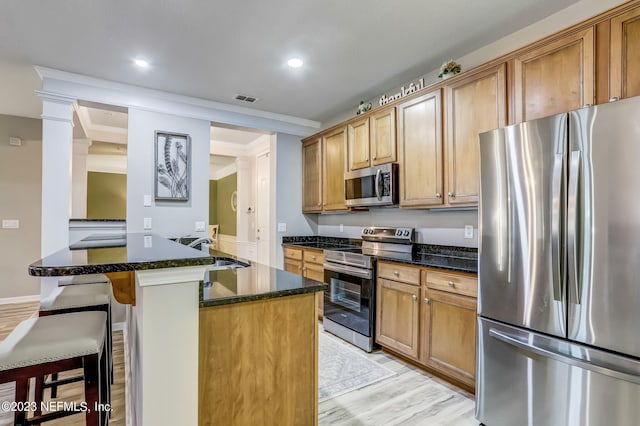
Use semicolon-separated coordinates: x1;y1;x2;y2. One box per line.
395;229;402;236
403;230;410;237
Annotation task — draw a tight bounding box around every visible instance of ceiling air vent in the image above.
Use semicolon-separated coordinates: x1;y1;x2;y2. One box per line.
234;94;258;103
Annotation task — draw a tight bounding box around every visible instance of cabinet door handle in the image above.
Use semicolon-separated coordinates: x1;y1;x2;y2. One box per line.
435;193;441;198
317;203;321;207
312;256;317;260
448;192;455;198
393;271;399;276
373;156;377;160
424;298;430;304
448;281;455;288
412;294;417;301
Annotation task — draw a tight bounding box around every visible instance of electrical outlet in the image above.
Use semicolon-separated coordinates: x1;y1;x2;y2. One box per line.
464;225;474;239
195;221;205;232
143;195;152;207
144;217;152;230
2;219;19;229
277;223;287;232
143;235;153;248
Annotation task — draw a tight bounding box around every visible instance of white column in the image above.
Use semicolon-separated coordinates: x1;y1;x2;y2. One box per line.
38;91;76;297
72;138;91;218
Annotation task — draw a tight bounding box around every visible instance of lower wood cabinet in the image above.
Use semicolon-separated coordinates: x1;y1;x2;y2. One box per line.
375;278;420;360
283;246;325;319
375;261;478;390
420;288;477;388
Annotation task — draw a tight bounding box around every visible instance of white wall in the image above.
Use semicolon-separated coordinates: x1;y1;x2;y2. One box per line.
127;109;210;237
317;208;478;248
273;133;318;268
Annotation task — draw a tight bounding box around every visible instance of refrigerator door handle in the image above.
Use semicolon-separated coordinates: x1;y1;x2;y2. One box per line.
551;154;564;301
489;328;640;385
568;150;581;304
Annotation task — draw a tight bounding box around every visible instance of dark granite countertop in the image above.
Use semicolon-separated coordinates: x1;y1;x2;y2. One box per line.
29;234;327;307
282;237;477;274
200;262;327;308
29;233;216;276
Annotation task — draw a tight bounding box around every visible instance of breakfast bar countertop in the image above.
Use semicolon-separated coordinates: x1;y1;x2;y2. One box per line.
28;233;216;276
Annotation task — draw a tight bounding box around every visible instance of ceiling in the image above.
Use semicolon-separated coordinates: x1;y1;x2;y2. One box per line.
0;0;581;124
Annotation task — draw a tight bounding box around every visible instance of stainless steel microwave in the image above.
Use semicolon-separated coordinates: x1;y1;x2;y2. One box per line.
344;163;398;207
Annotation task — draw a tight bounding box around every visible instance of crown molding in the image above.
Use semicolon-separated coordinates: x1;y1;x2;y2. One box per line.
35;66;321;137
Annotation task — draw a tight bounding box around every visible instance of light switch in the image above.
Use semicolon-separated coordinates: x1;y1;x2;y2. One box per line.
464;225;474;239
144;217;152;230
2;219;19;229
277;222;287;232
143;195;152;207
195;221;205;232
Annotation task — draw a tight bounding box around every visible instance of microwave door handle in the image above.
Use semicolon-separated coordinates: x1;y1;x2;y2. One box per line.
375;168;382;200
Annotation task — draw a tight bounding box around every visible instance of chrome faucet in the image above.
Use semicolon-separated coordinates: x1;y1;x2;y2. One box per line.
187;237;213;248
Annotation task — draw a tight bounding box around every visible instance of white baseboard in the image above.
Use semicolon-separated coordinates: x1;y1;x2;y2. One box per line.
0;295;40;305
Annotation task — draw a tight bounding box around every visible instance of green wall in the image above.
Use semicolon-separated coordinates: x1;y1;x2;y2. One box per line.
87;172;127;219
209;173;236;236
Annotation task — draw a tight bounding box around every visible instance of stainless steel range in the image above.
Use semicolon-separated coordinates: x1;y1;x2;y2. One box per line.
323;227;414;352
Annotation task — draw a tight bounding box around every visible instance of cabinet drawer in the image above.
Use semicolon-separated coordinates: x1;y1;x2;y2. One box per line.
425;270;477;298
304;262;325;283
378;262;421;286
284;258;302;275
303;249;324;265
283;246;303;260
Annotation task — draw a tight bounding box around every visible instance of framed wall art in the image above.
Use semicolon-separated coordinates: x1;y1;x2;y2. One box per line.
155;131;190;201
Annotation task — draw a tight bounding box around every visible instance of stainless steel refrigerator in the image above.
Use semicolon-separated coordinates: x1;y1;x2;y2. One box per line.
476;96;640;426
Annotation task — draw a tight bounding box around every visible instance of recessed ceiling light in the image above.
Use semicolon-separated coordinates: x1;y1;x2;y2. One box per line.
134;59;150;68
287;58;303;68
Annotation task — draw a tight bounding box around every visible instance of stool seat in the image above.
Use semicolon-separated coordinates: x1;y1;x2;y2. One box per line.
40;283;110;311
0;312;107;371
58;273;110;286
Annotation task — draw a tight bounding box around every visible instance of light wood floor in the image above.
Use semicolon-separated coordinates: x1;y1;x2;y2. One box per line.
0;302;125;426
318;324;478;426
1;302;476;426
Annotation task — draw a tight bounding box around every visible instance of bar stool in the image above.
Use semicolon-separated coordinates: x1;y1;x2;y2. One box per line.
38;275;112;401
0;311;108;425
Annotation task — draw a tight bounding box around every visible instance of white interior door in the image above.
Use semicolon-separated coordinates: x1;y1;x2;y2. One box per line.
256;152;270;265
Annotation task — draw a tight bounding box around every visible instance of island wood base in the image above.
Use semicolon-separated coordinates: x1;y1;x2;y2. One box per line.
199;292;319;426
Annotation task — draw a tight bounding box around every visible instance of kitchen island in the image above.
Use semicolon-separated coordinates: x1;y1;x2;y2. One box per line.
29;234;326;426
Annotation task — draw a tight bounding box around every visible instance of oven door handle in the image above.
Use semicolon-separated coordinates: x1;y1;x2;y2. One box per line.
323;262;372;280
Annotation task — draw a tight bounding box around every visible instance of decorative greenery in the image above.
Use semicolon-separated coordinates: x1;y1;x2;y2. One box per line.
438;60;462;78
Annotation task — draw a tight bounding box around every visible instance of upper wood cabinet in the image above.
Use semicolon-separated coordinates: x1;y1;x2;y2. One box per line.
347;107;397;171
610;6;640;100
444;64;507;206
322;126;348;211
397;89;444;208
513;27;595;123
370;107;397;166
301;138;322;212
347;117;370;170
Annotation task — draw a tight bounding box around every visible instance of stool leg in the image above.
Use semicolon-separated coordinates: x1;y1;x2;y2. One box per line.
49;372;58;398
14;378;28;426
99;345;109;423
34;376;44;417
83;354;101;426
